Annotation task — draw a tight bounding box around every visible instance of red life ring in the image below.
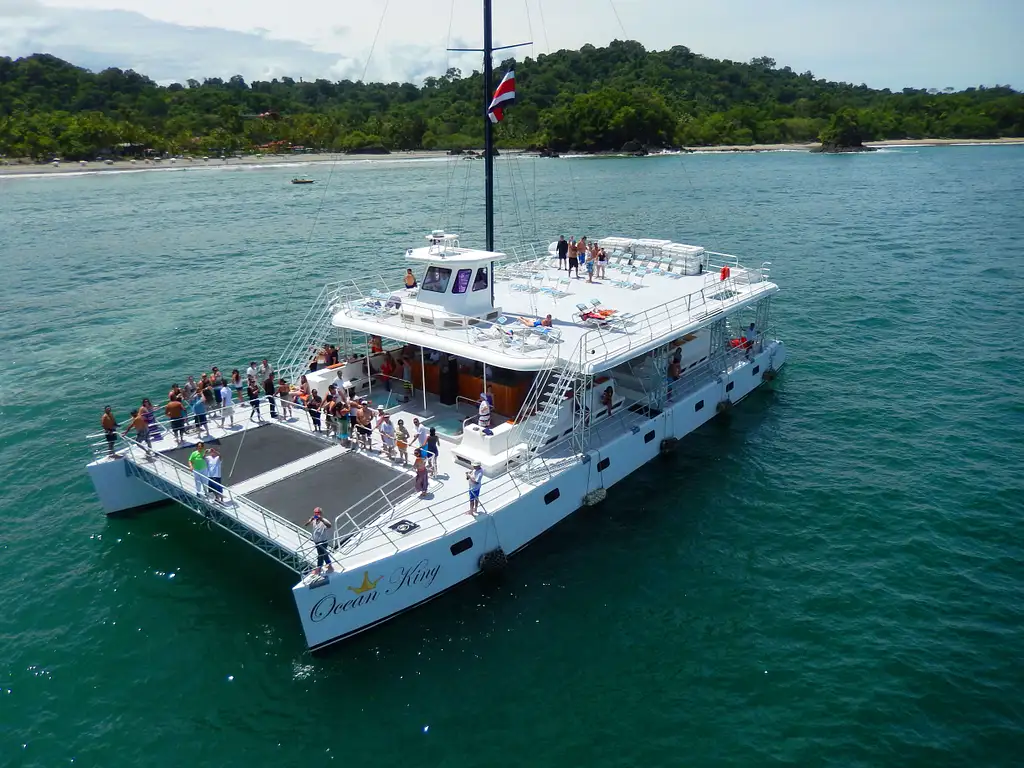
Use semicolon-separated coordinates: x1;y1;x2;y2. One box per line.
720;265;731;281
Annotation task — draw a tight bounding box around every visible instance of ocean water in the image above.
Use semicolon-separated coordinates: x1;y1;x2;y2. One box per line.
1;147;1022;767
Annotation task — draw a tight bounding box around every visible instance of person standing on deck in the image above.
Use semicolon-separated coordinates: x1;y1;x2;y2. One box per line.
123;408;153;455
567;239;579;278
401;357;413;403
395;419;410;464
211;367;225;409
414;448;430;498
277;378;293;419
182;375;197;405
165;396;187;443
478;393;491;430
305;507;334;576
413;418;428;454
263;374;277;419
308;390;323;432
206;446;224;504
188;441;208;497
257;359;273;385
246;361;258;382
356;402;373;449
467;460;484;516
556;235;569;270
218;380;234;428
190;391;210;437
426;427;441;478
101;406;119;457
380;414;396;459
745;322;758;358
247;377;262;422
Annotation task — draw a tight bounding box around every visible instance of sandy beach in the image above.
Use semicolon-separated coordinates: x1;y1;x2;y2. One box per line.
2;138;1021;176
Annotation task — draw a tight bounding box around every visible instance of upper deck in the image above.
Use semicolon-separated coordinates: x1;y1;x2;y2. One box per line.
330;239;776;373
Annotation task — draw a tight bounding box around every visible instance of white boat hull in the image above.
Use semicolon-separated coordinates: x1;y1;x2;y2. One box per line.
293;341;786;649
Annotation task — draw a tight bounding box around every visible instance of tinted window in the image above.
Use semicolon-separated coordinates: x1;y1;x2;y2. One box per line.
422;266;452;293
597;457;610;471
452;268;472;294
544;488;560;505
473;267;489;291
450;537;473;556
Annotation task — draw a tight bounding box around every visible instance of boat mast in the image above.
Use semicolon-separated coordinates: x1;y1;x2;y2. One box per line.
483;0;495;252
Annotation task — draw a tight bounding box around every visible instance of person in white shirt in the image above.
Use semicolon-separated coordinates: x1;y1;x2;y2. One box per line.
380;415;396;458
467;460;484;515
413;418;428;450
257;359;273;384
206;447;224;503
304;507;334;576
245;362;258;381
745;322;757;358
218;383;234;427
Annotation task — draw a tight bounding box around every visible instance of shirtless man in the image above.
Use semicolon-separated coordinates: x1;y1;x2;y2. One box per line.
122;408;153;457
165;396;187;443
356;402;373;450
567;239;580;278
101;406;119;457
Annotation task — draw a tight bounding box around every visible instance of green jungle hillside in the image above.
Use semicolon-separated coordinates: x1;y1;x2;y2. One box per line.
1;40;1021;159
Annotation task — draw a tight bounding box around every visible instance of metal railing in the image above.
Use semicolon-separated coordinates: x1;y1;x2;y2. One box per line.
115;433;318;573
328;465;535;563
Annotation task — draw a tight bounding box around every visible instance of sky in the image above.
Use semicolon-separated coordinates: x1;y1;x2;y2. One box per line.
1;0;1021;91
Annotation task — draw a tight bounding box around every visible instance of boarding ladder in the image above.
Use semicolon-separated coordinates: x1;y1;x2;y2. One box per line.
512;341;584;484
276;281;345;384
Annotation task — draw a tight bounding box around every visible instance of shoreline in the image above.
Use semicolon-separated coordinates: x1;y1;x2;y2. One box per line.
2;138;1022;177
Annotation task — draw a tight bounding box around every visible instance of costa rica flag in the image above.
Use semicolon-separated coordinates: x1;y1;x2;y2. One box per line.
488;70;516;123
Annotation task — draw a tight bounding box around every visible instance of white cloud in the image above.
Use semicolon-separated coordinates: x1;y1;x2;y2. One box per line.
2;0;1021;89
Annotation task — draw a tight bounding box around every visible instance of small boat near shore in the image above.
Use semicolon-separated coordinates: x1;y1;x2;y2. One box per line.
291;177;315;184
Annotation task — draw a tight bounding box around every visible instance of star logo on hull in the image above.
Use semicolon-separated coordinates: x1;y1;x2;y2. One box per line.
348;571;382;595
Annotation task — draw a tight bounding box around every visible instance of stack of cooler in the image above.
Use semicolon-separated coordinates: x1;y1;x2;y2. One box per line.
662;243;706;275
632;238;672;258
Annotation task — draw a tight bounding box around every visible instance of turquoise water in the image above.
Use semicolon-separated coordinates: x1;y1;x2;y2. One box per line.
1;148;1022;766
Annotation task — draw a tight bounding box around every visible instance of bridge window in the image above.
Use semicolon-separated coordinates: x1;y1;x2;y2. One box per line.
422;266;452;293
452;268;472;294
472;267;489;292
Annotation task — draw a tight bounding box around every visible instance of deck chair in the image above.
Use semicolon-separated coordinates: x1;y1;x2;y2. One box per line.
627;268;649;289
609;267;635;288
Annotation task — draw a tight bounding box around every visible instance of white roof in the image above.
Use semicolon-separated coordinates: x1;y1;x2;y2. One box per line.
332;251;776;373
405;245;504;264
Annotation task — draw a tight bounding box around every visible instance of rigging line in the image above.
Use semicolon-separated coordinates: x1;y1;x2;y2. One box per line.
361;0;392;83
444;0;458;74
522;0;535;60
607;0;628;38
535;0;551;54
509;154;531;246
438;153;459;231
505;154;523;245
676;155;721;253
565;157;583;234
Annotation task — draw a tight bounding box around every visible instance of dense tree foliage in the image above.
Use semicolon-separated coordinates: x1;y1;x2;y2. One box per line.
1;42;1021;159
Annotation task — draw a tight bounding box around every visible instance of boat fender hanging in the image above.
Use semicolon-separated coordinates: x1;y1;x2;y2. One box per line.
716;399;733;414
583;488;607;506
660;437;679;454
720;265;731;281
478;548;507;573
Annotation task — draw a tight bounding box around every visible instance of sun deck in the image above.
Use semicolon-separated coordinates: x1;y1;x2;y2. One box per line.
331;246;775;372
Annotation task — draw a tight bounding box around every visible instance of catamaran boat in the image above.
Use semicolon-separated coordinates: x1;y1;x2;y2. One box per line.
84;5;786;651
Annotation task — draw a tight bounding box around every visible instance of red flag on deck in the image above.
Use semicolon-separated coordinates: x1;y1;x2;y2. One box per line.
488;70;516;123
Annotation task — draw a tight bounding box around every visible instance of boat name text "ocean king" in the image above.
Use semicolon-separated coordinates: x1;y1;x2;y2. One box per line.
309;560;442;622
